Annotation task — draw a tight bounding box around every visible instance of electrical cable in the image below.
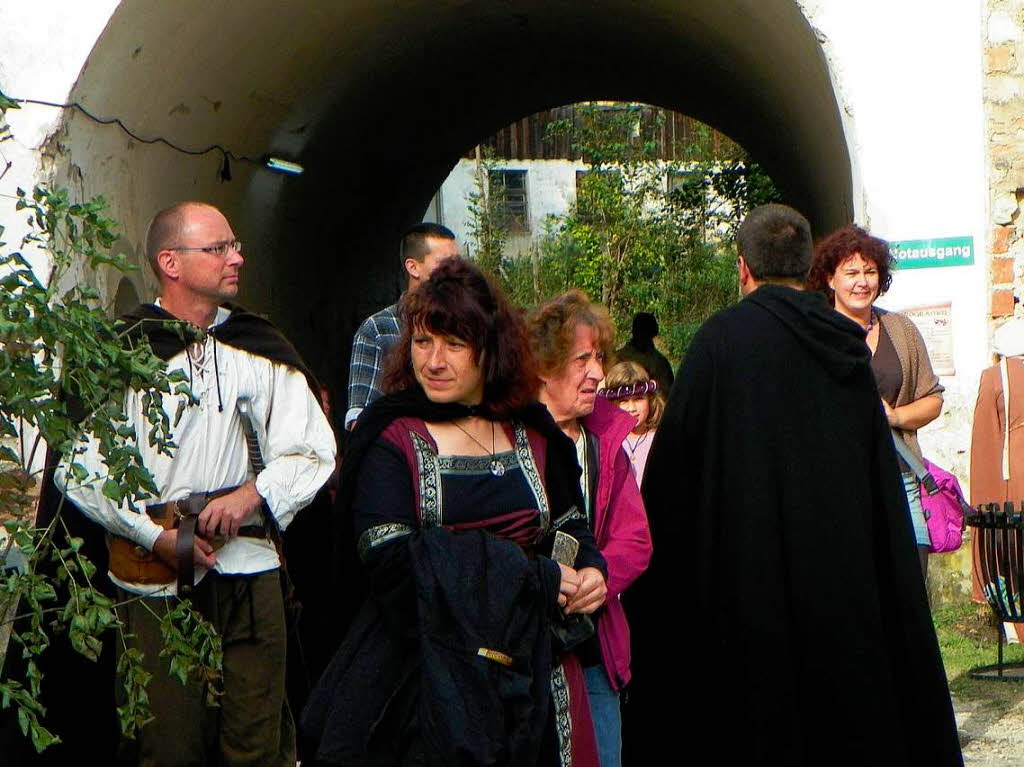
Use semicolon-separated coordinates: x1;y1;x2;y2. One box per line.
11;97;261;174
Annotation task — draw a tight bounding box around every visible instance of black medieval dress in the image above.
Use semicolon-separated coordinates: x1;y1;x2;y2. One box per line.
302;395;606;767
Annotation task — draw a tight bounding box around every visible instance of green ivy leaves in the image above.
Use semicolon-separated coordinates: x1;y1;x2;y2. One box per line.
0;169;219;752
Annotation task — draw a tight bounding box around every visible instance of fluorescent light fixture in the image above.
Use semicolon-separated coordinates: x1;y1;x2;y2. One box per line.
264;156;304;175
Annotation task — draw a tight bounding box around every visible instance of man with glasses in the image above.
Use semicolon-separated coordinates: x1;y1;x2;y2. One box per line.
344;222;459;430
55;201;336;766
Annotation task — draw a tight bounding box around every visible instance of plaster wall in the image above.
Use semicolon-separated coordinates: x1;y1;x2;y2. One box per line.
436;159;587;255
0;1;122;479
0;0;120;282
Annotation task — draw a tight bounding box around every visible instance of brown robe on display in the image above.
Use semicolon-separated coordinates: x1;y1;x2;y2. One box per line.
970;358;1024;642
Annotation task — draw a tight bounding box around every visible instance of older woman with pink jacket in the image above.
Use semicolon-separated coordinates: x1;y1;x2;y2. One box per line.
527;290;653;767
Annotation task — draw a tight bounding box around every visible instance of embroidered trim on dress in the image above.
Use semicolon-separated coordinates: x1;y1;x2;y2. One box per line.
551;505;585;531
357;523;413;560
437;451;518;474
550;663;573;766
513;422;550;535
412;431;443;528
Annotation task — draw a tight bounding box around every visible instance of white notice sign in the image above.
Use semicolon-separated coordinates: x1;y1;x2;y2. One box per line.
901;303;955;377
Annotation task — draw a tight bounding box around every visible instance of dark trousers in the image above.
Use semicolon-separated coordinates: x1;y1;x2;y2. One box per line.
117;571;295;767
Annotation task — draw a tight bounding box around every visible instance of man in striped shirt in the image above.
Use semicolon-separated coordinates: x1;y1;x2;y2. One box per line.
345;223;458;429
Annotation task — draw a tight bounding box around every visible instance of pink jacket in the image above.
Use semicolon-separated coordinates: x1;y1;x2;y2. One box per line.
582;397;653;690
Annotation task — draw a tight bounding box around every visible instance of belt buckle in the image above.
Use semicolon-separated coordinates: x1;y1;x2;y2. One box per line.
172;499;190;522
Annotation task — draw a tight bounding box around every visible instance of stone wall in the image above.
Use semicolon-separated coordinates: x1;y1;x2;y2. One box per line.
934;0;1024;608
986;2;1024;325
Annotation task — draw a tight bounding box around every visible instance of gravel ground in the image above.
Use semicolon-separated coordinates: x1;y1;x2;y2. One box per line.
956;693;1024;765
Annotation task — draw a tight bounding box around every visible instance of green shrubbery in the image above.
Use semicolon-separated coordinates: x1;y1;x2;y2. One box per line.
468;103;781;363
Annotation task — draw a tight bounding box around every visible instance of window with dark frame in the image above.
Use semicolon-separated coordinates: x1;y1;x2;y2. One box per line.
489;169;529;231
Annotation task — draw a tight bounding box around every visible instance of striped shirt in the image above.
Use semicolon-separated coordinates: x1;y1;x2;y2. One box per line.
345;302;401;429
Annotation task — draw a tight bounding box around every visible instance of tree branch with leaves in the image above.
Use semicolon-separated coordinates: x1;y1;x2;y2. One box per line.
0;92;221;752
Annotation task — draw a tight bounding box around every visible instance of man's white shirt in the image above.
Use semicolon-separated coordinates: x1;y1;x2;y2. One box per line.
55;303;337;596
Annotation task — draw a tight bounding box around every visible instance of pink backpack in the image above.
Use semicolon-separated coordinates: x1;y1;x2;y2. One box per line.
920;460;969;554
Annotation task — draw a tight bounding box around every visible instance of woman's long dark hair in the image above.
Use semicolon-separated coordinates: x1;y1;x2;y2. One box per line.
382;257;538;419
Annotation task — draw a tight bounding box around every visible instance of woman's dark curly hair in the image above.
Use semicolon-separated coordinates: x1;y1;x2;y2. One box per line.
381;257;537;419
807;224;895;304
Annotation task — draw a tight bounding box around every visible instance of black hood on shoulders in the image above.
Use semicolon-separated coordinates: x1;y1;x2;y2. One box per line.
744;284;871;382
118;302;318;391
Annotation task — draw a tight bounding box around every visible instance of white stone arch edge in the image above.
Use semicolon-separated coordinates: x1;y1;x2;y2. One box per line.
798;0;867;231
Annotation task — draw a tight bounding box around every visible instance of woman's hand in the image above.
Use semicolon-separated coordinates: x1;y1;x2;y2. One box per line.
557;562;581;608
564;566;607;615
883;394;942;431
882;399;898;427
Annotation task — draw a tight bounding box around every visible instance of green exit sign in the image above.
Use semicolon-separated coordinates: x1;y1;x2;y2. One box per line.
890;236;974;269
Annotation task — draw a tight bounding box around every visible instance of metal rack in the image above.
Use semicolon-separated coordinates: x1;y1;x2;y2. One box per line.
966;503;1024;681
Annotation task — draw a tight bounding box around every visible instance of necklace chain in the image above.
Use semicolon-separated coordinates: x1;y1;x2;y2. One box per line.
452;418;494;453
863;310;877;334
625;431;649;457
451;419;506;477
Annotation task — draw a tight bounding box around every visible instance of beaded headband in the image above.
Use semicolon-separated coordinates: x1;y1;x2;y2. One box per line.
598;379;659;401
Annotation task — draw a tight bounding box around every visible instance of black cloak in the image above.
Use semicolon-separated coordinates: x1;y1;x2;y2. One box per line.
626;286;962;766
1;302;333;765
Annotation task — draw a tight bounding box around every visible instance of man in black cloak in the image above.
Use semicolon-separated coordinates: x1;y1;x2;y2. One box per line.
629;204;962;765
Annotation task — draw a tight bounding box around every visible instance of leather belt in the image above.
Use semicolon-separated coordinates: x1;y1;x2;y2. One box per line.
147;486;267;595
146;486;238;521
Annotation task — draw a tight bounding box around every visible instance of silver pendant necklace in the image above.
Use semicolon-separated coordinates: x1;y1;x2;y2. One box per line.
453;418;505;477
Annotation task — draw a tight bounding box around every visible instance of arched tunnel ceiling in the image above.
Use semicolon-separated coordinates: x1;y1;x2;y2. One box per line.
69;0;852;391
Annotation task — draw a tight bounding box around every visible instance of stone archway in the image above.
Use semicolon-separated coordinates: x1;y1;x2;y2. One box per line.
57;0;853;393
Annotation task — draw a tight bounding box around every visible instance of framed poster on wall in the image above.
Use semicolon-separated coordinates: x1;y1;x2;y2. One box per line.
901;302;955;377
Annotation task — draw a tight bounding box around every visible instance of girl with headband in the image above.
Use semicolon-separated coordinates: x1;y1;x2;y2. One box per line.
599;361;664;485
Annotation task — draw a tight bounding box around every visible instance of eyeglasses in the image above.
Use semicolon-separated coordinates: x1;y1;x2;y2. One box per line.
168;239;243;257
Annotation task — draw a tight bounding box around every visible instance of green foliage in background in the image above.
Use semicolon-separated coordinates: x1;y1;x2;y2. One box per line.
472;103;782;363
0;92;221;752
466;149;510;279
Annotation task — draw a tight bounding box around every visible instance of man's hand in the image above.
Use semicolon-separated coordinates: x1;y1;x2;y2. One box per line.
198;482;264;539
557;562;581;608
564;567;607;615
153;529;217;570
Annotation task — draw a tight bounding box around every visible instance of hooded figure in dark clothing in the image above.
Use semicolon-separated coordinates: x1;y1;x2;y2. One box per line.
629;205;962;766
